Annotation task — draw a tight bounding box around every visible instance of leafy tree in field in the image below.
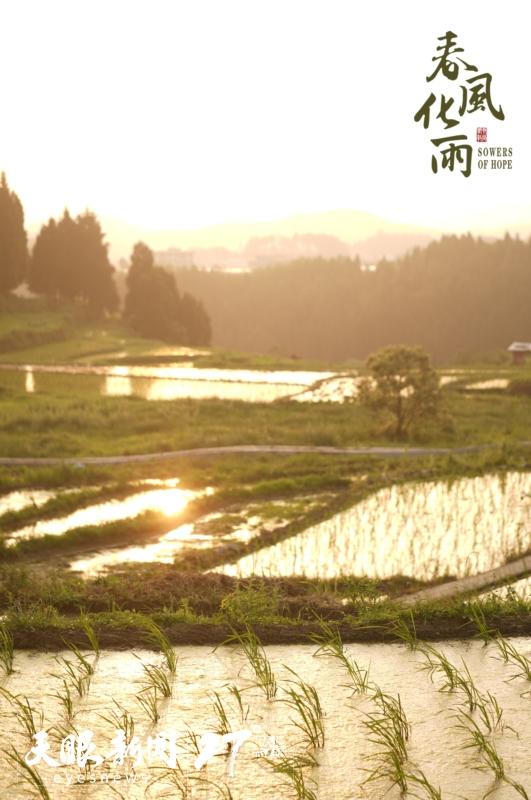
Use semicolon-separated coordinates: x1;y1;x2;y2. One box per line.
359;345;444;438
124;241;212;345
29;209;117;316
0;173;28;293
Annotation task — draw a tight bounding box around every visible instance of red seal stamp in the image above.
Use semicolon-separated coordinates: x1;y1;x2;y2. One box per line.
476;127;487;142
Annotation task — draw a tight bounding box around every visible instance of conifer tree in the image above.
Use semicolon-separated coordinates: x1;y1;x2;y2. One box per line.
0;173;28;293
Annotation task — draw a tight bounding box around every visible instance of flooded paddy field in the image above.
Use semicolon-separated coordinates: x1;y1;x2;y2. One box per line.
68;498;316;577
1;638;530;799
0;362;521;405
218;472;531;581
0;363;339;403
4;481;207;546
1;468;529;591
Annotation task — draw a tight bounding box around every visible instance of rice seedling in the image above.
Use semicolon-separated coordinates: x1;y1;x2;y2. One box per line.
52;655;90;698
308;618;371;694
194;778;235;800
179;726;201;757
362;723;409;795
220;625;277;700
141;662;173;698
0;688;44;740
457;713;505;779
99;701;135;746
493;636;531;682
211;691;231;736
3;745;51;800
407;769;443;800
136;687;160;724
0;624;14;675
226;683;249;723
453;661;484;713
51;678;75;721
146;760;191;799
473;691;512;735
362;688;410;794
265;753;318;800
418;645;485;711
65;640;96;675
454;712;529;797
417;643;460;691
143;619;177;674
372;689;411;744
48;720;80;746
282;666;325;749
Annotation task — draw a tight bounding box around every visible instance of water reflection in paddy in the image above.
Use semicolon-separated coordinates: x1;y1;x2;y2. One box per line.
70;512;284;576
466;379;510;390
7;364;335;402
218;472;531;580
7;480;209;544
0;488;60;515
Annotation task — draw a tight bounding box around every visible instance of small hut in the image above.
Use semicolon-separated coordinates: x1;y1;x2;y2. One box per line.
508;342;531;365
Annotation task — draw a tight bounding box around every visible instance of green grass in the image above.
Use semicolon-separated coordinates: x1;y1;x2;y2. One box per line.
0;315;169;365
0;374;529;458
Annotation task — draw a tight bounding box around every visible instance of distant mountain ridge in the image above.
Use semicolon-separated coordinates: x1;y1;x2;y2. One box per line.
92;209;438;266
153;230;436;270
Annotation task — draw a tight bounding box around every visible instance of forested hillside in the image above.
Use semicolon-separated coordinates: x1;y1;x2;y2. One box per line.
171;234;530;362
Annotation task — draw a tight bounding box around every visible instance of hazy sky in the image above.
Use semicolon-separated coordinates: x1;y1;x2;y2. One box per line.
2;0;531;244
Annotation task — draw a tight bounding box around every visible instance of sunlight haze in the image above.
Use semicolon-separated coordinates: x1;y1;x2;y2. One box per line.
2;0;530;256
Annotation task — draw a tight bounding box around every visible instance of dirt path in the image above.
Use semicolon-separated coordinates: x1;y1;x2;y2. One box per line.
1;441;530;466
399;554;531;606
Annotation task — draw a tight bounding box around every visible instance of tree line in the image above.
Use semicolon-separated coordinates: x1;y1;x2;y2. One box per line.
171;234;531;362
0;175;211;345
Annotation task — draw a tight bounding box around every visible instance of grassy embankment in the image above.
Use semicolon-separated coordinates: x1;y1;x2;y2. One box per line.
2;571;530;649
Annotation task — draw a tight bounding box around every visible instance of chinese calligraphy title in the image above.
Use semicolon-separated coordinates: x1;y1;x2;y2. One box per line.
414;31;504;177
